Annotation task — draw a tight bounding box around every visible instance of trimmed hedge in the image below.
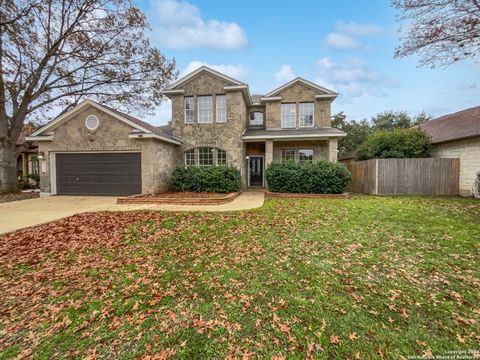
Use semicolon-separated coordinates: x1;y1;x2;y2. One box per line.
266;160;351;194
170;165;242;193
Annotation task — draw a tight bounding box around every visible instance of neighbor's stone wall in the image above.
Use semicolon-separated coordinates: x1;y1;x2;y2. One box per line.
170;72;249;185
38;105;178;194
265;83;331;129
430;137;480;196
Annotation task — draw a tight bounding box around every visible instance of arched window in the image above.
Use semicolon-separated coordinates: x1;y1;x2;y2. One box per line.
249;112;264;126
184;147;227;166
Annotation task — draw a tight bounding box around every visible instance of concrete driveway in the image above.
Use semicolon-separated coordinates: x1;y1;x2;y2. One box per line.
0;196;118;234
0;192;265;234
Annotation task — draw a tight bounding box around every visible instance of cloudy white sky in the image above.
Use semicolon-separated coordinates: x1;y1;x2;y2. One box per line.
135;0;480;125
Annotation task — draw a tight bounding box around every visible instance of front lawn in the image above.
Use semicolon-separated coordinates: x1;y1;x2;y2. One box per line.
0;196;479;359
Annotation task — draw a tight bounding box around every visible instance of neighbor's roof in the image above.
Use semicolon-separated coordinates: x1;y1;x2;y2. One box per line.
243;127;346;140
417;106;480;144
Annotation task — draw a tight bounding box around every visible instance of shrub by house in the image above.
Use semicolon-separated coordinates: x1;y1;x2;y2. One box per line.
171;166;242;193
356;128;432;161
266;161;352;194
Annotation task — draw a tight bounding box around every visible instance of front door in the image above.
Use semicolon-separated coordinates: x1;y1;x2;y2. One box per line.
249;156;264;187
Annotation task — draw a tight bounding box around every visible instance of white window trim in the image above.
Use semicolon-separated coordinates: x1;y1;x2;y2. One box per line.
197;96;213;124
184;147;227;166
281;103;296;129
184;149;195;166
249;112;264;126
281;149;296;162
216;95;227;123
298;148;314;162
85;115;100;131
184;96;194;124
299;102;315;128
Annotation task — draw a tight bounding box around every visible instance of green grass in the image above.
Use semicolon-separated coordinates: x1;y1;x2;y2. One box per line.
0;196;479;359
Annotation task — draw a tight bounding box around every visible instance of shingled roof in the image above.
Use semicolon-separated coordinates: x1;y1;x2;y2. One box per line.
100;104;177;140
417;106;480;144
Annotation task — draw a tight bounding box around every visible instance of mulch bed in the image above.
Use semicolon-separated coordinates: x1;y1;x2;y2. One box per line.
0;191;39;204
265;191;349;199
117;191;241;205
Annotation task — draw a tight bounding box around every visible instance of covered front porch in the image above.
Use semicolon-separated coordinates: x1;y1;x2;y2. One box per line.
243;136;340;188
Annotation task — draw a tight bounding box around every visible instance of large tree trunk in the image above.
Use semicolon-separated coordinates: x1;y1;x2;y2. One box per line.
0;141;18;193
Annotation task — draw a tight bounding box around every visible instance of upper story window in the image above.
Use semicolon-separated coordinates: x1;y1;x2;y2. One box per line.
198;96;213;123
216;95;227;123
184;96;194;124
281;103;296;128
249;112;264;126
299;102;314;127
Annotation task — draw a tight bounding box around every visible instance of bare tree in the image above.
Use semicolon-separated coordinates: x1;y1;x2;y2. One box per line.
0;0;176;193
393;0;480;67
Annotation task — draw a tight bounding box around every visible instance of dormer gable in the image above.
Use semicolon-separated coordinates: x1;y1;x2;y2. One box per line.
263;77;337;101
163;66;245;93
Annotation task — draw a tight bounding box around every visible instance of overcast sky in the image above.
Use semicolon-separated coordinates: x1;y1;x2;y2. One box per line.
135;0;480;125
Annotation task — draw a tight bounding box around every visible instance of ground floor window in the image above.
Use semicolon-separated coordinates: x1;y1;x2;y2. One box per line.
29;157;39;174
281;149;296;162
299;149;314;162
184;147;227;166
16;155;23;176
185;149;195;166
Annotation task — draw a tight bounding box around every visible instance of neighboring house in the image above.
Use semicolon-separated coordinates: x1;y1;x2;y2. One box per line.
27;66;345;196
338;151;356;164
417;106;480;196
16;132;39;178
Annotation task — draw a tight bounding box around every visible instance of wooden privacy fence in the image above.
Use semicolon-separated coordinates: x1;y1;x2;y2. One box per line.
346;158;460;195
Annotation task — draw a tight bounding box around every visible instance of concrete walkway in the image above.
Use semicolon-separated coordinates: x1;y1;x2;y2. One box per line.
0;191;265;234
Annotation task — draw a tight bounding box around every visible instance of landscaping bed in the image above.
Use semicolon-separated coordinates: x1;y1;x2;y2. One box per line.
117;191;241;205
266;191;349;199
0;191;39;204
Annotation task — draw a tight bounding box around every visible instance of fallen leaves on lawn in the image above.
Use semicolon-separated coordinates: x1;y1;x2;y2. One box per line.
376;346;384;358
348;332;358;341
329;335;341;345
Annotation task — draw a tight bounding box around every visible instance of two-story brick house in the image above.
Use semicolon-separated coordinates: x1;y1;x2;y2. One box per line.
28;66;345;195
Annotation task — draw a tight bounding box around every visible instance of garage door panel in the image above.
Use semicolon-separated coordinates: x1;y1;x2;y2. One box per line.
56;153;141;196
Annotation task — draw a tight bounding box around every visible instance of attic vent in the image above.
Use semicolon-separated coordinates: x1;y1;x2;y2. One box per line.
85;115;100;131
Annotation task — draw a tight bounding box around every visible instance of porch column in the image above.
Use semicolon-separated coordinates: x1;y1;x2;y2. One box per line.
265;140;273;166
328;138;338;162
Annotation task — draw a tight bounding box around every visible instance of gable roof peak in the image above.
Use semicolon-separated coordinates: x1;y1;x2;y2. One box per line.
265;77;338;97
165;65;245;90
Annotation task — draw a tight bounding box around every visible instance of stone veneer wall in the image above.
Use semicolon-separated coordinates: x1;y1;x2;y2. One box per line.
430;137;480;196
170;73;248;185
272;140;330;162
265;83;331;129
38;106;178;194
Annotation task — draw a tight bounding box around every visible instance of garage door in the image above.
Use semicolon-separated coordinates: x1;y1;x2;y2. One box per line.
56;153;141;196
